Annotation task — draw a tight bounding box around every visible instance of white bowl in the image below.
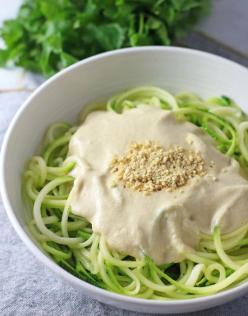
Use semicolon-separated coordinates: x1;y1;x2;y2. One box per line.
1;47;248;314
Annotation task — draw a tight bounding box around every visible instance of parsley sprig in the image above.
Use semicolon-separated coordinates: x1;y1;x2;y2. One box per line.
0;0;210;76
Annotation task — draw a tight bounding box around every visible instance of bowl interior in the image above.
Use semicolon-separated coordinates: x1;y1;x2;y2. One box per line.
2;47;248;313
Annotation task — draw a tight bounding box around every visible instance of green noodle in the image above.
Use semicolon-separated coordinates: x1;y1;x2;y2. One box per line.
23;86;248;299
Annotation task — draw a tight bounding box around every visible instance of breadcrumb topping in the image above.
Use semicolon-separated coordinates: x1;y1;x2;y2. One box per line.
110;141;207;194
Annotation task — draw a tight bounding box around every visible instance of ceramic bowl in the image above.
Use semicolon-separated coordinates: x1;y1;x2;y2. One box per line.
1;47;248;314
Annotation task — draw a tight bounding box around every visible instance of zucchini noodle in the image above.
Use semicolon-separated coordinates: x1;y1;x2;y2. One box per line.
23;86;248;299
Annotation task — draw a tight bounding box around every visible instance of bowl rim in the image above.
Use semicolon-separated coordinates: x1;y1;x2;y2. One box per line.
1;46;248;307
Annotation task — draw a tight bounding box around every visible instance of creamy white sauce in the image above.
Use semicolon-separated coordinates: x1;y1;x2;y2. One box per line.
68;106;248;264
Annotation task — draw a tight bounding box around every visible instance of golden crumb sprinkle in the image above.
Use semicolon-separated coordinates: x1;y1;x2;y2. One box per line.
110;141;207;195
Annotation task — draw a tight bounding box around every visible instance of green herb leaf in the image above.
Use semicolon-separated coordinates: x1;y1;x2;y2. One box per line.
0;0;211;76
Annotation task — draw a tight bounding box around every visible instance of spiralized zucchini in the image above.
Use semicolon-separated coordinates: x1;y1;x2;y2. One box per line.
23;86;248;299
